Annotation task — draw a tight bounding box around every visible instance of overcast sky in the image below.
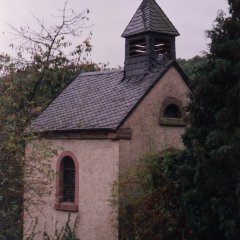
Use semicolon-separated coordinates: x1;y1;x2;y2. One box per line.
0;0;229;67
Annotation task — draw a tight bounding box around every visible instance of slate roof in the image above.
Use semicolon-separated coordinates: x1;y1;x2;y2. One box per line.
29;0;186;133
29;60;188;133
122;0;179;37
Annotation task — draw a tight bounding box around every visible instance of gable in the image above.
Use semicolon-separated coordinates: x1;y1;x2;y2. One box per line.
119;65;190;129
121;66;190;129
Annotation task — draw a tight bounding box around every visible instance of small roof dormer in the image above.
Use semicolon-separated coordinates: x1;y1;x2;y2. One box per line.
122;0;179;77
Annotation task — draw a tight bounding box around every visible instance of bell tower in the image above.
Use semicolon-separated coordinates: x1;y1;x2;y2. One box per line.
122;0;179;77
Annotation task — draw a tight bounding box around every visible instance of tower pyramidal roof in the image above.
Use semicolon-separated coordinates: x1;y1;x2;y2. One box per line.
122;0;179;37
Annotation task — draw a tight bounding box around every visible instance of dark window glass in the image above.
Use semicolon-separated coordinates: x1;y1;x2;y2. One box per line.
164;104;182;118
129;38;147;57
62;157;75;202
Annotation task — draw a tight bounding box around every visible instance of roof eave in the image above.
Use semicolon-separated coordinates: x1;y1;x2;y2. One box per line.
122;30;180;38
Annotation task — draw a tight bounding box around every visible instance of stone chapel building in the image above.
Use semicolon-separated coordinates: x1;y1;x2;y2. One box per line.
24;0;190;239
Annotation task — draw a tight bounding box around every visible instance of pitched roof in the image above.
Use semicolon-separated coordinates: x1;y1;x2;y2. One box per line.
29;60;188;133
122;0;179;37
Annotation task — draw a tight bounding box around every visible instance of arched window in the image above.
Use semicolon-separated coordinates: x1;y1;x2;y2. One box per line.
55;151;79;212
160;98;186;127
163;104;182;118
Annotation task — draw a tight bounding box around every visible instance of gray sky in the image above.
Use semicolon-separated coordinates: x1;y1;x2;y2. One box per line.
0;0;229;67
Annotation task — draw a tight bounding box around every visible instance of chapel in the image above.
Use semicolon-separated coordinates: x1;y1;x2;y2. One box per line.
24;0;190;239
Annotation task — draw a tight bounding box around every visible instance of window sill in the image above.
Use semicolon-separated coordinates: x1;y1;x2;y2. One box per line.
159;118;186;127
54;203;78;212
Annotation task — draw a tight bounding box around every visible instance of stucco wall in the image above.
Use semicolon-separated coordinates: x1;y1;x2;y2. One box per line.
120;66;190;169
24;139;119;240
24;66;189;240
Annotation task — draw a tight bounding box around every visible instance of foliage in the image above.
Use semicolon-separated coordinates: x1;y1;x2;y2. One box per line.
25;214;79;240
43;215;79;240
114;150;186;240
0;2;103;239
114;1;240;239
176;1;240;239
177;55;208;88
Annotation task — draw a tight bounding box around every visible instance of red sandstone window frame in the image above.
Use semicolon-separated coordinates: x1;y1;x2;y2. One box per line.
54;151;79;212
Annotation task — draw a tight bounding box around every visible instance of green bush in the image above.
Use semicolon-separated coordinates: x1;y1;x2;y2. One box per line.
114;150;186;240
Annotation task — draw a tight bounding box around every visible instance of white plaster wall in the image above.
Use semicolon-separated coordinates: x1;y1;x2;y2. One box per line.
120;66;190;167
24;139;119;240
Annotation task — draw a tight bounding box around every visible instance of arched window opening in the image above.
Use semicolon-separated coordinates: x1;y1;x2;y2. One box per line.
55;151;79;212
159;98;186;127
163;104;182;118
62;157;75;203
